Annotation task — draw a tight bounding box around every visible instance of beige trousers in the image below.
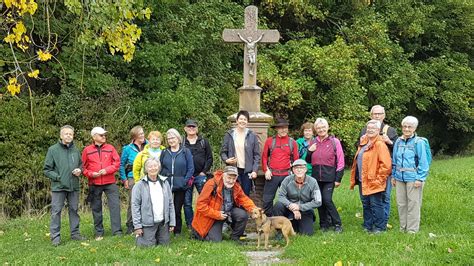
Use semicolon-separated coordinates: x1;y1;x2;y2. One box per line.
395;180;424;233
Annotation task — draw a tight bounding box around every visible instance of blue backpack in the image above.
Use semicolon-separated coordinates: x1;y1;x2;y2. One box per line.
414;137;432;167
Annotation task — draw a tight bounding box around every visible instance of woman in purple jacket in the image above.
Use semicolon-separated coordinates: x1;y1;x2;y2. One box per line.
306;118;345;233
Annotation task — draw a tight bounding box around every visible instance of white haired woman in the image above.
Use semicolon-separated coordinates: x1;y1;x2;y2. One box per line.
305;118;345;233
350;120;392;233
159;128;194;235
391;116;430;234
131;157;175;246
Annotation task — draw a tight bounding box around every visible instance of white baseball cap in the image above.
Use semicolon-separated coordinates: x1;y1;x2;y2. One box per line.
91;127;107;136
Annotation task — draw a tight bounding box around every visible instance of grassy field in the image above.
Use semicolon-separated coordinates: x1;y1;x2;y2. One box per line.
1;156;473;265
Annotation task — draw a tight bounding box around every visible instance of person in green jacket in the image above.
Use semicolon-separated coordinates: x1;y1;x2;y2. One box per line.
43;125;85;246
296;122;315;175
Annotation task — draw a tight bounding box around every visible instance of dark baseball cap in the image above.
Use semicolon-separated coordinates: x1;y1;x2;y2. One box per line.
185;119;198;127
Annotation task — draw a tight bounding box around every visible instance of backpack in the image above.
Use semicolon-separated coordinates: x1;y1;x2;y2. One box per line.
269;136;296;163
414;137;432;167
382;124;389;136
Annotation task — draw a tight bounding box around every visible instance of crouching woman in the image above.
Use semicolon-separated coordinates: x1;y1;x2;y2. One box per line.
132;157;175;247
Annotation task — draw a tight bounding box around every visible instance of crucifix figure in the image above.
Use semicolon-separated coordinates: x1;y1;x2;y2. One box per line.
237;33;264;76
223;6;280;87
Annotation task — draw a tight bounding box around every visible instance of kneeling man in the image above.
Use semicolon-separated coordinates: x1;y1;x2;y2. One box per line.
192;166;256;243
273;159;322;235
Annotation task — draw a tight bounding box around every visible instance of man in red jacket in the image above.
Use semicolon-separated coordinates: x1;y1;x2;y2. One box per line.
262;118;299;216
82;127;122;239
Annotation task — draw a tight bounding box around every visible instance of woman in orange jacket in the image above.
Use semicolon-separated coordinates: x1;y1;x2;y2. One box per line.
350;120;392;233
191;166;257;243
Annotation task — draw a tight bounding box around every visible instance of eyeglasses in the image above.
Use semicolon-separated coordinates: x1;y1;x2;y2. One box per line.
97;134;106;137
293;166;306;170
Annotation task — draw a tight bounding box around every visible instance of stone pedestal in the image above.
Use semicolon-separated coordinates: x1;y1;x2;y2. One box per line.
227;111;272;209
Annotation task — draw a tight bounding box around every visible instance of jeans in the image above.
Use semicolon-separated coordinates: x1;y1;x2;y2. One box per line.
184;175;207;227
237;168;252;196
383;175;392;226
359;185;385;232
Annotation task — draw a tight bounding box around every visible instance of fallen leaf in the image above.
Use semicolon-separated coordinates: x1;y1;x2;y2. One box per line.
386;224;393;229
429;233;437;238
90;248;97;253
23;232;29;237
355;212;362;218
155;258;160;263
45;233;50;237
337;207;342;212
334;260;343;266
58;256;67;261
447;248;453;253
24;238;31;241
81;242;90;247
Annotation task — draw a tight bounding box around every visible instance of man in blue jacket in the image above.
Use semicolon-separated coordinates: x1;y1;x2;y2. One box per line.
44;125;85;246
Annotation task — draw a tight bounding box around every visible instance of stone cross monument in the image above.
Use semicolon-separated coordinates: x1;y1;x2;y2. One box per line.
222;6;280;207
222;5;280;113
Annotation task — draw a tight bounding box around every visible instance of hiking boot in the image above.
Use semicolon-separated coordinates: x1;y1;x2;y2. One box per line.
334;226;343;233
71;235;87;241
371;229;385;235
231;237;246;246
51;237;60;247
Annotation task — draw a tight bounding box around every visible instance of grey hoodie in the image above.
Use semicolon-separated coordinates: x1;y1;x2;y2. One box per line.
131;175;176;229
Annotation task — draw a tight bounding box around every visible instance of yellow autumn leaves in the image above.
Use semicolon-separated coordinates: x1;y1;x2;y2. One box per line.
3;0;38;51
103;22;142;62
4;21;30;51
4;0;38;15
7;78;21;96
102;7;152;62
3;0;43;96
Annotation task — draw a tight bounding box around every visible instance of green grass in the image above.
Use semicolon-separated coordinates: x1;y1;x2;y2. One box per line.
1;156;473;265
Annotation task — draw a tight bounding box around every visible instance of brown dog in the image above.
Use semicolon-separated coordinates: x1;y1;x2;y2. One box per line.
251;208;296;249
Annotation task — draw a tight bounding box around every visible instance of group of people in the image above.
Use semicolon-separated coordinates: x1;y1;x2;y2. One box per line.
43;106;431;247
